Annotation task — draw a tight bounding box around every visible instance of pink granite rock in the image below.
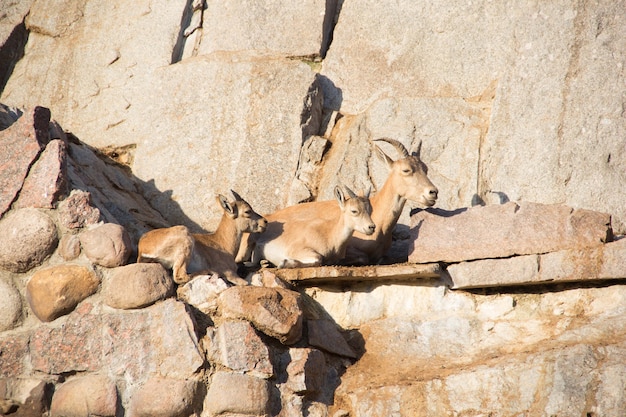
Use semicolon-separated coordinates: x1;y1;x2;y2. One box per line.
409;202;612;264
0;106;49;216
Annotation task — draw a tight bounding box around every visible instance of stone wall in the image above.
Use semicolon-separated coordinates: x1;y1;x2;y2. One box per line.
0;108;356;417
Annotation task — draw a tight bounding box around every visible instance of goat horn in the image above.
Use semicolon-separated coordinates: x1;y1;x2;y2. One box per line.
373;138;410;158
343;185;358;199
409;140;423;158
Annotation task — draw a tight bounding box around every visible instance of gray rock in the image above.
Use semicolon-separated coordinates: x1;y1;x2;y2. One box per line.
286;348;326;394
204;320;273;378
197;0;337;57
0;278;22;331
307;319;357;359
103;263;173;309
176;273;229;315
2;0;189;147
0;208;58;273
79;223;131;267
127;377;199;417
50;375;117;417
26;264;99;322
204;372;270;416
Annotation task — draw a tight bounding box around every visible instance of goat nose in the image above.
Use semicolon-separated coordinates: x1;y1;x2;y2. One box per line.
368;224;376;233
429;188;438;198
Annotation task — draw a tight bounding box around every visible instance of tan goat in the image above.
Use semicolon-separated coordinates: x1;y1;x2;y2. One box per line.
137;191;267;285
251;186;375;268
245;138;437;265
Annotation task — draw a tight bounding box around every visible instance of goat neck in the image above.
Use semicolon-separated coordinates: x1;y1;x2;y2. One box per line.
369;178;407;238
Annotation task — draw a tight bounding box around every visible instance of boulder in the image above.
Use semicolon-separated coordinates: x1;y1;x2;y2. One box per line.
204;320;273;378
79;223;131;267
0;106;49;216
0;278;22;331
127;377;199;417
1;0;190;147
103;263;173;309
0;334;29;378
217;286;304;345
26;264;99;322
122;53;321;229
0;208;58;273
198;0;337;57
28;299;203;380
204;372;270;416
409;202;612;264
50;375;117;417
447;238;626;289
13;139;68;209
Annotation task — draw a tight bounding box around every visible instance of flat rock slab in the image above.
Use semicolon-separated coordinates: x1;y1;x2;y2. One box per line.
273;263;441;285
448;239;626;289
409;202;612;264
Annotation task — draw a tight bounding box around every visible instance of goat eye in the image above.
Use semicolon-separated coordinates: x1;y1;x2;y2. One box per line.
402;169;412;174
351;209;359;215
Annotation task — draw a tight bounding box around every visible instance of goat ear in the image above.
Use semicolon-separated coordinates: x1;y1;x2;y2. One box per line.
374;145;394;169
410;140;423;158
230;189;243;201
334;186;346;209
218;194;237;217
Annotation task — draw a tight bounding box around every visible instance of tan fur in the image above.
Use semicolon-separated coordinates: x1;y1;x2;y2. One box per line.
137;191;266;285
252;186;375;268
238;138;437;266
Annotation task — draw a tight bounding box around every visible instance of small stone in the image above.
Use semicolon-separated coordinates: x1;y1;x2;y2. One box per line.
0;208;58;273
177;273;228;315
204;372;270;416
26;264;100;322
307;319;357;359
50;375;117;417
57;190;101;229
286;348;327;394
58;234;81;261
0;279;22;331
127;377;199;417
102;263;173;309
79;223;131;267
217;286;304;345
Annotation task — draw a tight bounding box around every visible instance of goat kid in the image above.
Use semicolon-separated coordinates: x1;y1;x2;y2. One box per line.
137;191;267;286
252;186;375;268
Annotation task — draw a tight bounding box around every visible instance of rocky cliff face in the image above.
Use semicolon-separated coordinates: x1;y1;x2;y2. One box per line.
1;1;625;416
